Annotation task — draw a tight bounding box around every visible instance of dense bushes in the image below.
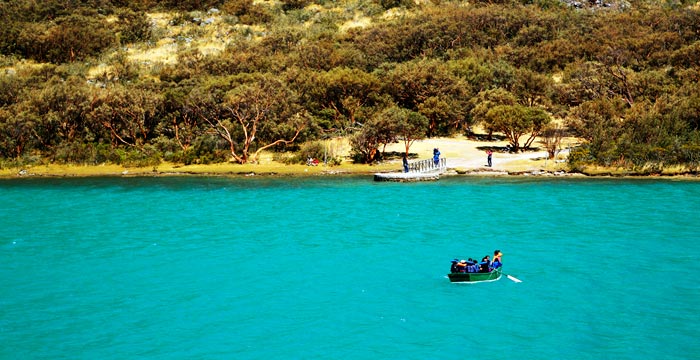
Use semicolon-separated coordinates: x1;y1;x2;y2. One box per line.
1;0;699;169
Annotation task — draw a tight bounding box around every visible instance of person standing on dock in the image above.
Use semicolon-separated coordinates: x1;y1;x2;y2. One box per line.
486;149;493;167
433;148;440;165
403;154;409;173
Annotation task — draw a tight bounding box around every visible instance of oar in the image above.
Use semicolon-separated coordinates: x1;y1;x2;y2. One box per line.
506;274;522;283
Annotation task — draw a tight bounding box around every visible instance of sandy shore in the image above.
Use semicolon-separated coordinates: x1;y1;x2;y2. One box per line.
0;136;577;178
384;135;574;175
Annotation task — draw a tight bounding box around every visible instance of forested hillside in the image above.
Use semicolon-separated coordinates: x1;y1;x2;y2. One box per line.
1;0;699;171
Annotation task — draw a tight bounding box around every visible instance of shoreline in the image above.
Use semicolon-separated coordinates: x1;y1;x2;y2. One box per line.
1;137;697;180
1;162;697;180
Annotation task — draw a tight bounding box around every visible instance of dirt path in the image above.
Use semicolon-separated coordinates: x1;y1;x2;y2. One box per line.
384;135;573;173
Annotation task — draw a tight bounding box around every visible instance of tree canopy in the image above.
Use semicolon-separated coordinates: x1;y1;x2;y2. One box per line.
0;0;699;170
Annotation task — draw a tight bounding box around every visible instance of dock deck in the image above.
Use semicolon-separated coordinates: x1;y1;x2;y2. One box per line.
374;158;446;182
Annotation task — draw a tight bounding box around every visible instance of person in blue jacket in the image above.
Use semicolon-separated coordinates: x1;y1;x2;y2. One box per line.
467;258;479;273
433;148;440;165
492;250;503;269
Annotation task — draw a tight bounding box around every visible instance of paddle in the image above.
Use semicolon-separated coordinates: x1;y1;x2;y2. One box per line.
506;274;522;283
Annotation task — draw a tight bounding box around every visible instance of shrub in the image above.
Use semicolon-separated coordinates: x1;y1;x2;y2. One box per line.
567;146;592;172
281;0;311;11
54;143;95;164
297;141;325;163
116;8;153;44
300;141;344;165
272;151;298;165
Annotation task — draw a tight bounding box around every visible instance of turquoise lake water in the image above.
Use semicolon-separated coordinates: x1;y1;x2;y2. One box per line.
1;176;699;359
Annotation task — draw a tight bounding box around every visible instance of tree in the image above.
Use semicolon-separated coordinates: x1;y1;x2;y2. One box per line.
349;105;427;163
19;14;114;63
567;98;627;165
196;75;307;164
0;108;36;159
349;123;383;164
541;123;565;159
87;85;161;150
303;67;382;136
513;68;554;108
368;110;400;160
161;87;203;153
381;59;469;137
115;8;153;44
470;88;517;140
417;96;464;138
522;106;552;149
31;76;92;148
388;107;428;156
484;105;551;152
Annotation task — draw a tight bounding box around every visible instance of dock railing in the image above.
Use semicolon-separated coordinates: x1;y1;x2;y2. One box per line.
406;158;447;174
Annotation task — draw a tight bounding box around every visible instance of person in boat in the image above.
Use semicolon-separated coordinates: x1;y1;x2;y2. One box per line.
457;260;468;273
450;259;459;273
492;250;502;269
479;256;491;273
466;258;479;273
493;250;502;262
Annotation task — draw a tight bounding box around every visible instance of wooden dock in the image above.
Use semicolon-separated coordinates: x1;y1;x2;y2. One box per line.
374;158;446;182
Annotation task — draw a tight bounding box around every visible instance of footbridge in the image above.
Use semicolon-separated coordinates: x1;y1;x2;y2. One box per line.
374;158;447;182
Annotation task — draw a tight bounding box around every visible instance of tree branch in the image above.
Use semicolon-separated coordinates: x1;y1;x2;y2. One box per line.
252;125;304;163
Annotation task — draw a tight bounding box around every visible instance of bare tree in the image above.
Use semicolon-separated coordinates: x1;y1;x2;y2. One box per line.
541;123;565;159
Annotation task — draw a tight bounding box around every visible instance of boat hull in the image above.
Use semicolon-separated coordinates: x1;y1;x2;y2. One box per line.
447;267;502;283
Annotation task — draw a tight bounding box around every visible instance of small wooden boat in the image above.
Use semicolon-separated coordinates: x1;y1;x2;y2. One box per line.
447;267;502;283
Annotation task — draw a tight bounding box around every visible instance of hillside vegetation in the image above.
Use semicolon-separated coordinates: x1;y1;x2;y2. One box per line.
1;0;699;173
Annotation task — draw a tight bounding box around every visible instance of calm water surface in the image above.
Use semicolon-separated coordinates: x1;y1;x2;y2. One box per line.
1;176;699;359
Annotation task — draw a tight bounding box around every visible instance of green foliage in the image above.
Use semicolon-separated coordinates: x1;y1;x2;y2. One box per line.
383;106;428;154
0;73;24;107
349;130;381;164
381;59;470;137
483;105;551;151
300;67;383;135
567;146;593;172
298;141;325;163
155;0;225;11
349;105;427;163
289;141;334;165
281;0;311;11
377;0;415;9
470;88;518;136
222;0;252;16
116;8;154;44
1;0;700;171
18;14;115;63
112;145;162;166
